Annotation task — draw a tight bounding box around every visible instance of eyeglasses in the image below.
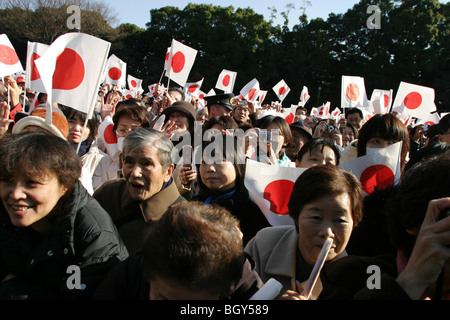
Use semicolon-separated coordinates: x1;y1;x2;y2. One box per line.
115;126;142;137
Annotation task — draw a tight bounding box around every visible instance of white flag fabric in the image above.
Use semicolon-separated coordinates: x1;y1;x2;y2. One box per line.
166;39;198;87
35;32;111;117
299;86;310;106
273;79;291;102
341;75;370;109
240;78;260;102
25;41;49;93
244;159;306;226
103;54;126;88
391;81;436;119
163;47;171;73
127;74;143;93
339;141;402;195
215;69;237;93
370;89;393;115
0;34;24;78
184;78;204;98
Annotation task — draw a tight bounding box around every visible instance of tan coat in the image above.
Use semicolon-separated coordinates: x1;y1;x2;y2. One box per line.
93;178;186;254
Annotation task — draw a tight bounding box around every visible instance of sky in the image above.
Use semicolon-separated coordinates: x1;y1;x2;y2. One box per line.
106;0;365;29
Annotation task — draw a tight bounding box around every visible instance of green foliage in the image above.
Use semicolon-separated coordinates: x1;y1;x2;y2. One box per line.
1;1;448;112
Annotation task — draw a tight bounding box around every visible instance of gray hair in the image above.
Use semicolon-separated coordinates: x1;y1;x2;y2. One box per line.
122;128;174;169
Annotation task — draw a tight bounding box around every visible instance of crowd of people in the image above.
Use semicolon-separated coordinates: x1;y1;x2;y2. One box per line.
0;73;450;301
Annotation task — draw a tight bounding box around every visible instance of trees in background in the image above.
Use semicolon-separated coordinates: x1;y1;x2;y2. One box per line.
1;0;448;112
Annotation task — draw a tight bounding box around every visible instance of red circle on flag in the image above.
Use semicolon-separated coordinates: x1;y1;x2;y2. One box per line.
199;94;205;99
383;94;390;109
31;52;42;81
404;92;422;110
263;179;295;216
223;75;230;87
171;51;185;73
52;48;85;90
278;87;286;96
131;80;137;88
0;44;20;65
248;88;257;100
346;83;360;101
360;164;395;195
188;85;198;93
108;67;122;81
104;124;118;144
285;113;294;125
165;52;169;62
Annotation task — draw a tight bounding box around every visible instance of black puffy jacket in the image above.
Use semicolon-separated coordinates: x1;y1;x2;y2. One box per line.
0;182;129;300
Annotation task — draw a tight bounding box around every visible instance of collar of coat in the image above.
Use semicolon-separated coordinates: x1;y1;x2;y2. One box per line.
120;178;182;223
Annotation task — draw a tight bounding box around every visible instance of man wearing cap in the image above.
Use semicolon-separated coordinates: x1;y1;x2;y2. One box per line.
205;93;235;120
286;120;313;161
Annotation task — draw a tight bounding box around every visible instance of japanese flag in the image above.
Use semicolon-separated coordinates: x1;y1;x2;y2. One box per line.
331;107;341;121
240;78;260;102
0;34;24;78
163;47;171;73
341;75;369;109
244;159;307;226
273;79;290;102
148;83;165;97
215;69;237;93
25;41;49;93
310;107;319;117
166;39;198;87
127;74;143;93
282;105;297;125
258;90;268;105
339;141;402;195
299;86;310;106
317;102;331;118
35;32;111;117
98;116;119;158
370;89;393;115
103;54;126;88
391;81;436;119
416;112;441;127
122;89;135;99
184;78;204;98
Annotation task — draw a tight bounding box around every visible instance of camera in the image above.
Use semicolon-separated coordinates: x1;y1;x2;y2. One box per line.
326;125;335;132
438;208;450;221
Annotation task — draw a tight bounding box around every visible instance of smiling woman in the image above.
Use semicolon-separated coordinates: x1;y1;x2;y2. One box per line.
0;132;128;299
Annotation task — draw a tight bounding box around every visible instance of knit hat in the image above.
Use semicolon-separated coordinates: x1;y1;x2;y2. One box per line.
12;107;69;140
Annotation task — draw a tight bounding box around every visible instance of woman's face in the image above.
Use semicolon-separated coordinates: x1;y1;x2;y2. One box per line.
200;160;237;190
67;114;91;144
366;137;398;149
116;115;142;138
0;170;68;232
296;145;337;168
297;193;354;265
342;126;355;147
168;112;189;131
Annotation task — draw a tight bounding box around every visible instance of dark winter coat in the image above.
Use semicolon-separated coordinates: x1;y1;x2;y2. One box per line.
0;182;129;300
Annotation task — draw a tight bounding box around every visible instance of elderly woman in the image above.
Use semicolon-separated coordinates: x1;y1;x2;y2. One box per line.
245;165;363;299
0;132;128;300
